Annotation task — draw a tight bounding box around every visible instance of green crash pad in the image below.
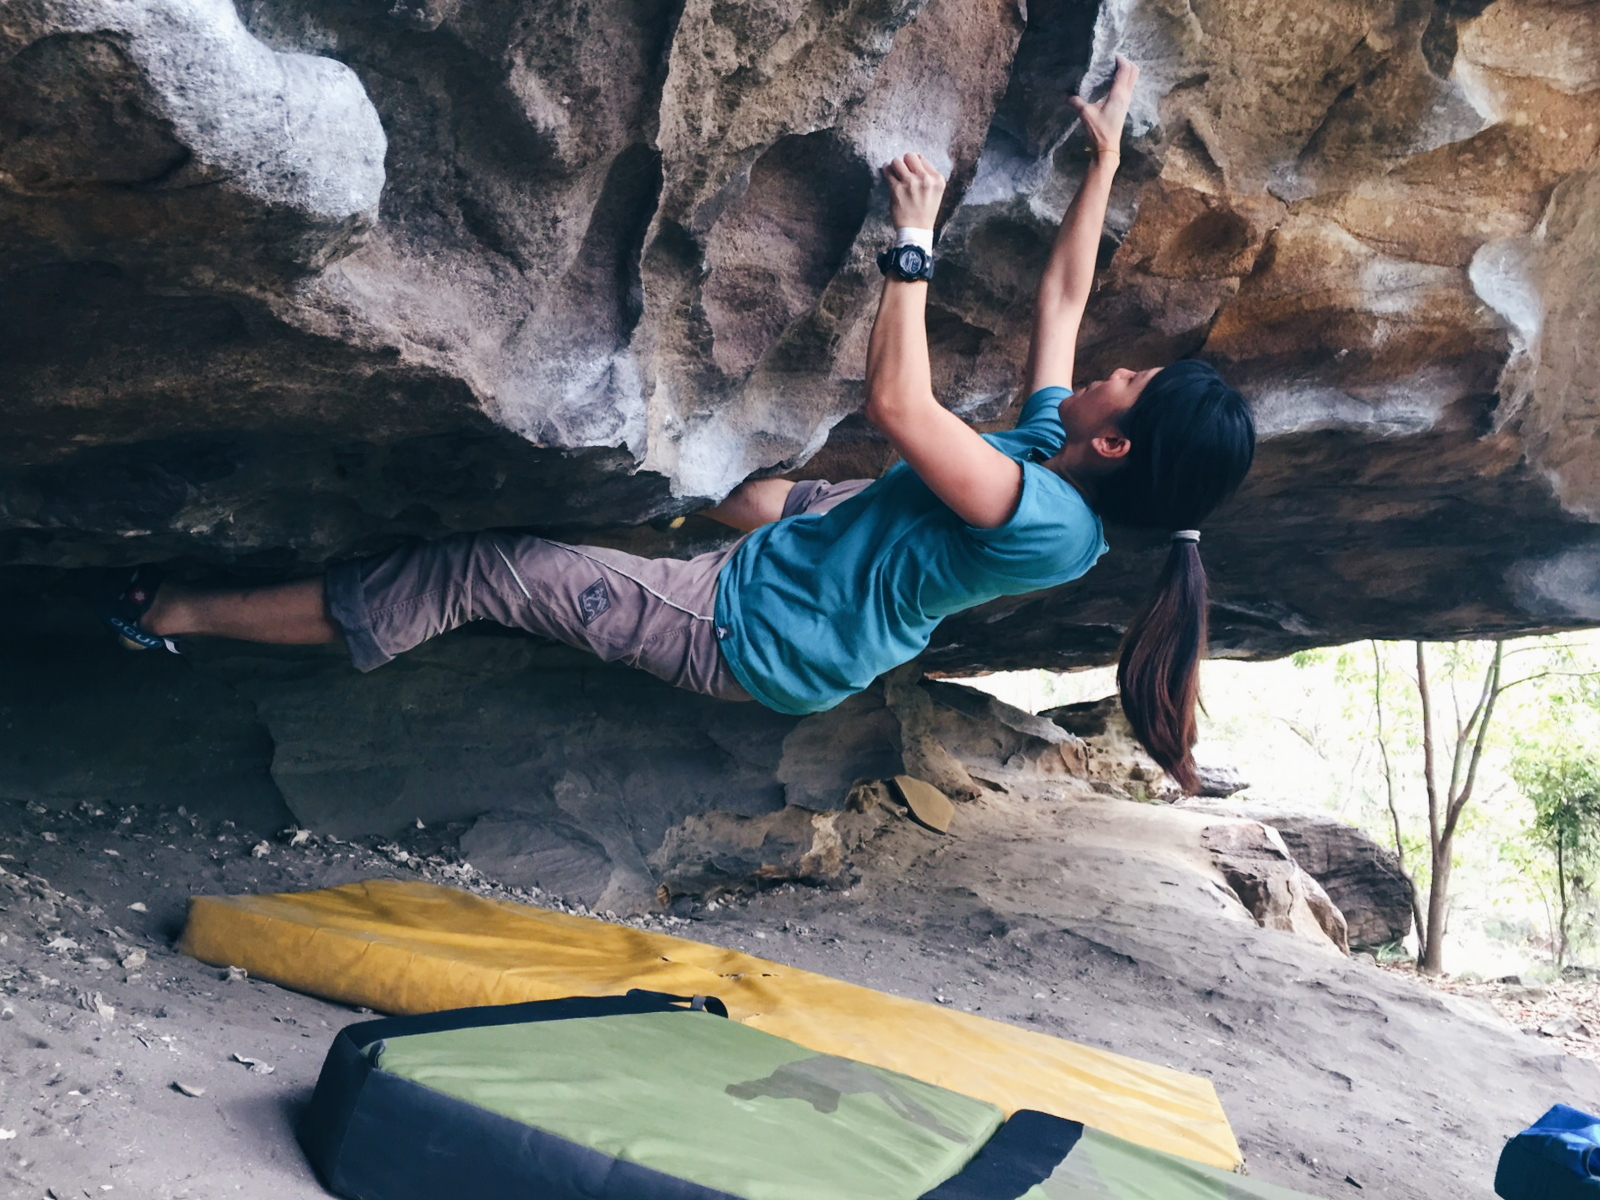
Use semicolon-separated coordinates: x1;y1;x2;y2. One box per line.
374;1009;1004;1200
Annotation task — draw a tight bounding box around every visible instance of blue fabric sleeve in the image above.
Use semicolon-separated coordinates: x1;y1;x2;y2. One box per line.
1017;387;1068;428
962;462;1106;579
1015;386;1071;437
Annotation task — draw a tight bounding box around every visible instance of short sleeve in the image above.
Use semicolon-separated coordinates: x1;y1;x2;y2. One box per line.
962;461;1107;584
985;387;1070;460
1018;386;1071;432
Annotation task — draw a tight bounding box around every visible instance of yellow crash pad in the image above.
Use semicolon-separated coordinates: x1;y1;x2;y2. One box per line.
181;878;1242;1170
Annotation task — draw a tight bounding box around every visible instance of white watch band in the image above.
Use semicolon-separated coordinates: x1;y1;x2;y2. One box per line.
894;226;934;254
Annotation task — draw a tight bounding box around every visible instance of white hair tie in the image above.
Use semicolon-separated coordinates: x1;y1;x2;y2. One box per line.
1171;530;1201;543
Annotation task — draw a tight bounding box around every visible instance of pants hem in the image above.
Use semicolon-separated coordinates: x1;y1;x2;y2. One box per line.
325;558;394;673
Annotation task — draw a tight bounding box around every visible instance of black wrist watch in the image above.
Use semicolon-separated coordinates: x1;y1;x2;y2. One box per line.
877;243;934;283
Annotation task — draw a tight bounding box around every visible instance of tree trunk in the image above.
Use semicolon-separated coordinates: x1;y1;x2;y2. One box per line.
1416;643;1445;974
1421;840;1453;975
1557;839;1570;969
1416;640;1503;977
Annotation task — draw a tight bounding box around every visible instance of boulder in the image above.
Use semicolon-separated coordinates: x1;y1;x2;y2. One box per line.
1181;799;1416;951
3;0;1600;671
1200;820;1350;955
1194;764;1249;798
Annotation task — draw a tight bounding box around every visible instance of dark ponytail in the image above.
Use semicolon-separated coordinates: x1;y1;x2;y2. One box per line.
1094;361;1255;791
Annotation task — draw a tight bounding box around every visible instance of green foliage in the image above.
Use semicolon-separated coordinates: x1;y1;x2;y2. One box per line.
1514;755;1600;842
1512;749;1600;965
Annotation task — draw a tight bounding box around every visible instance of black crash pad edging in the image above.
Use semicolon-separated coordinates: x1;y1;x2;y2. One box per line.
299;991;1080;1200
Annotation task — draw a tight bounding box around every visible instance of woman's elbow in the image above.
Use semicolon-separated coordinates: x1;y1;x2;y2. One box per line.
864;385;921;434
864;391;896;433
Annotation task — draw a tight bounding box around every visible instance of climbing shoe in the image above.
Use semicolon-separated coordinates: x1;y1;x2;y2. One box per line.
91;566;178;653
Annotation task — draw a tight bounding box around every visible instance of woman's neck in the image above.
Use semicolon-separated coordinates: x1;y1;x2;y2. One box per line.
1042;445;1102;506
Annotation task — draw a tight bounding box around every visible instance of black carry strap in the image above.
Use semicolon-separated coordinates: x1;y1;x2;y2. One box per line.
919;1110;1084;1200
335;989;728;1052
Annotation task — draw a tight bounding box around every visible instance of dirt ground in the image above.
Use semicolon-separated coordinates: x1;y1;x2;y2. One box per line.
2;789;1597;1200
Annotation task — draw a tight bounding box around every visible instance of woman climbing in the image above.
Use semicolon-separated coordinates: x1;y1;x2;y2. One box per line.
97;56;1254;790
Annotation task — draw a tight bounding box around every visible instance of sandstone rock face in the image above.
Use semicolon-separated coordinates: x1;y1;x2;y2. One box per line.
648;801;891;902
5;0;1600;667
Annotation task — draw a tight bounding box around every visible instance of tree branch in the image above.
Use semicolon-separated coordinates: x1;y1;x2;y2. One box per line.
1448;646;1498;804
1446;641;1504;838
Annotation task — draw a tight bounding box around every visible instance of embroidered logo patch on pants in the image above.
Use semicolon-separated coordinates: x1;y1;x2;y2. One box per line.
578;578;612;626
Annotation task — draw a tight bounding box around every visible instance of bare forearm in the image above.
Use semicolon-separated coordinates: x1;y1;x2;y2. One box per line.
865;278;935;426
1024;154;1119;393
1023;56;1138;393
865;151;1024;527
1036;158;1118;328
864;272;1023;529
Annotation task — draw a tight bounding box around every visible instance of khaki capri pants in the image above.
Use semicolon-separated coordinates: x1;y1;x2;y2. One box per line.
323;478;873;701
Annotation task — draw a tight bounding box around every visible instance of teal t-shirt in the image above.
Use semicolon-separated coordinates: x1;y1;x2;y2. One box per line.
714;386;1108;715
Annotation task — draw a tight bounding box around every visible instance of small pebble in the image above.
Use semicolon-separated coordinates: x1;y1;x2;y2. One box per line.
172;1081;206;1098
127;902;148;913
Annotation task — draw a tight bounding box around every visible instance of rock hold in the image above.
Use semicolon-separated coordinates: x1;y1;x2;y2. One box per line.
0;0;385;274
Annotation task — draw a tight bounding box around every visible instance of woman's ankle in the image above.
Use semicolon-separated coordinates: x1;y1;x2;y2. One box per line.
142;582;190;636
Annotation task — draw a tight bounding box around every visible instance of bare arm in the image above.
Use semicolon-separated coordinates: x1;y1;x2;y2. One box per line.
702;478;796;531
1024;55;1139;396
865;154;1023;529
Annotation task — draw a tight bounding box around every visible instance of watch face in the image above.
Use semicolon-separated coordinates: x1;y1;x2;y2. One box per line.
896;246;926;275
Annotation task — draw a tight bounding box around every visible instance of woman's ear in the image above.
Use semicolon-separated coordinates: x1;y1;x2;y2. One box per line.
1090;433;1132;461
